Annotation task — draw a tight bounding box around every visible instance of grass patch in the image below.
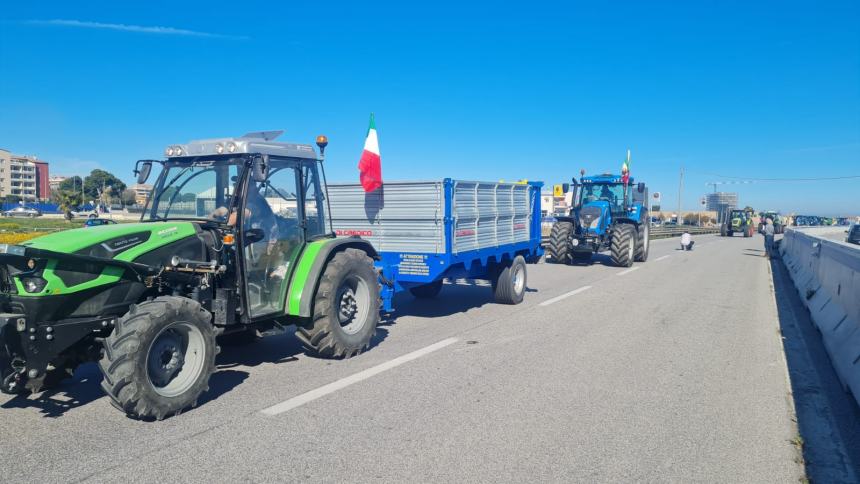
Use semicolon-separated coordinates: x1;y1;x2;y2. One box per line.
0;218;87;232
0;232;50;244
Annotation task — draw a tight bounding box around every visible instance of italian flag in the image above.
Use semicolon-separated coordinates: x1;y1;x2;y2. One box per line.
358;113;383;192
621;149;631;185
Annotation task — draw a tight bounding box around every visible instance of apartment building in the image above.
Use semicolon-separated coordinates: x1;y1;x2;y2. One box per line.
0;149;51;200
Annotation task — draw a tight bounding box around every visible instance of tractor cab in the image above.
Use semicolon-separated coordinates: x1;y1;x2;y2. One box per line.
137;130;332;319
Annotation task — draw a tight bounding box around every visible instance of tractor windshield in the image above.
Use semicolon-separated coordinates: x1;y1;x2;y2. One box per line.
146;160;242;221
580;183;628;213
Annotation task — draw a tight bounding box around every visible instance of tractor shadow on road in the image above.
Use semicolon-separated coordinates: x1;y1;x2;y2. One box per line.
1;363;106;418
769;256;860;481
382;283;523;322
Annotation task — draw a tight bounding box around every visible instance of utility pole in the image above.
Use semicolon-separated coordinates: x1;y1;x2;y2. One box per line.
677;166;684;224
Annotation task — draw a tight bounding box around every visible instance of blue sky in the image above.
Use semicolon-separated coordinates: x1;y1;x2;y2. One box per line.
1;1;858;215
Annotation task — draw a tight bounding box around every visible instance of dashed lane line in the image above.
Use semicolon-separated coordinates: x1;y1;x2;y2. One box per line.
261;337;459;416
538;285;592;307
655;255;670;261
616;266;641;276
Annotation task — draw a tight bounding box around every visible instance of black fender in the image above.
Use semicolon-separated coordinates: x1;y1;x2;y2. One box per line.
296;236;380;318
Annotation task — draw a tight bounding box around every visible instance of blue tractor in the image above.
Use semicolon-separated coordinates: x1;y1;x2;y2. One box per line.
547;174;650;266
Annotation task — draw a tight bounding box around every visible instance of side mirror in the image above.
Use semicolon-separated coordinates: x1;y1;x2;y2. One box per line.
252;155;269;183
135;161;152;184
637;182;645;193
562;183;570;193
244;227;265;244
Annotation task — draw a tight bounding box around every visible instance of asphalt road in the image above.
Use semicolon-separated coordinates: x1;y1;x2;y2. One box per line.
0;234;804;483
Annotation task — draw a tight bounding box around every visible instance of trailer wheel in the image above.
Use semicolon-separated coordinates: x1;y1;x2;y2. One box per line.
493;255;527;305
409;280;443;299
297;248;380;359
634;223;650;262
610;224;635;267
547;221;573;264
99;296;216;420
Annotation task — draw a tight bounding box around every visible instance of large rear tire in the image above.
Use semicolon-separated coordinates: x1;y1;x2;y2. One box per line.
635;223;650;262
296;248;380;359
547;221;573;264
409;279;443;299
99;296;217;420
493;255;527;305
610;224;635;267
720;224;727;237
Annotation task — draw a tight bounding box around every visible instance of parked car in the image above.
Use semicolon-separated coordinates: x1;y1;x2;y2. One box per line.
84;218;117;227
846;223;860;245
2;206;42;218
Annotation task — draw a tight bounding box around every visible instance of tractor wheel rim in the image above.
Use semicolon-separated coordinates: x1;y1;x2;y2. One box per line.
512;263;525;294
628;237;634;260
336;275;371;335
146;322;206;398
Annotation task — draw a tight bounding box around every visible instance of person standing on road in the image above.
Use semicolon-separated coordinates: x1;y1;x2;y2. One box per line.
762;218;775;258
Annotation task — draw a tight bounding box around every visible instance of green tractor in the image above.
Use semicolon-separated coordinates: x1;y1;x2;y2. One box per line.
0;131;382;419
720;209;754;237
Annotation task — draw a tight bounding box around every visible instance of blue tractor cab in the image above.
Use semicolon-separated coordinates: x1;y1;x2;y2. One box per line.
547;173;650;266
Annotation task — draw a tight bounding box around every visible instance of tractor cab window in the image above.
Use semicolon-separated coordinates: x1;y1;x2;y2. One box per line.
301;163;328;238
580;183;628;213
242;159;303;318
147;160;240;221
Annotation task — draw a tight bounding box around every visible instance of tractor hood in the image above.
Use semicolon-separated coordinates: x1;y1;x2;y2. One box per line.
22;222;199;262
577;201;610;234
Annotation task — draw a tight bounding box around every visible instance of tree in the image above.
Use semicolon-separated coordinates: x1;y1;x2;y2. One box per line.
83;169;126;201
58;176;84;193
743;205;755;213
121;189;138;207
180;192;197;202
56;191;83;221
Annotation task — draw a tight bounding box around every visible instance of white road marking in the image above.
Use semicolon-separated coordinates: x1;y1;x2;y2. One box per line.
539;285;592;307
655;255;670;261
261;337;459;416
616;266;641;276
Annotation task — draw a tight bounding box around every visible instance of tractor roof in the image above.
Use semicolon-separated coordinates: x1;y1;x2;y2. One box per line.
165;130;318;160
581;174;635;184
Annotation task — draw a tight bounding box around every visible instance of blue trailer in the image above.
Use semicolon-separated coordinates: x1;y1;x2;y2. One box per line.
327;179;544;310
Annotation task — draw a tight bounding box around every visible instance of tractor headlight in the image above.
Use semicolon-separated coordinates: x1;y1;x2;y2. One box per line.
173;146;183;156
226;142;237;153
20;276;47;293
215;143;225;154
165;146;175;157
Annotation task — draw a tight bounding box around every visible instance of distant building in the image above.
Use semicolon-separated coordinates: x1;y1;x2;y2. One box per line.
0;149;50;201
49;175;68;191
706;192;738;220
130;183;153;206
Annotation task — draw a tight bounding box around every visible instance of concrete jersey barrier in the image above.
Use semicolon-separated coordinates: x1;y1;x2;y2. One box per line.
780;227;860;404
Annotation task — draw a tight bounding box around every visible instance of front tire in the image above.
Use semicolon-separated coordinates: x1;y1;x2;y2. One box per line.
493;255;527;305
610;224;635;267
99;296;216;420
296;248;380;359
547;221;573;264
635;223;649;262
